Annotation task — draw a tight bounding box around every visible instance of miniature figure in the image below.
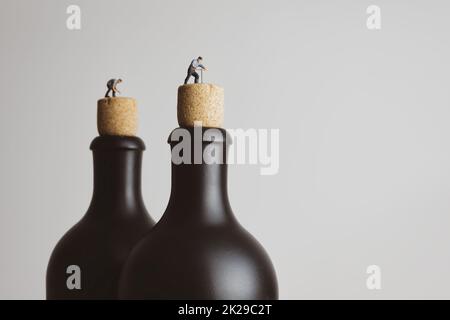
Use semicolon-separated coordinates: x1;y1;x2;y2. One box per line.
184;57;207;84
105;78;122;98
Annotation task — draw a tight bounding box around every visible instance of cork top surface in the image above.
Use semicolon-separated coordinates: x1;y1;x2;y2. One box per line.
98;96;136;104
179;83;223;90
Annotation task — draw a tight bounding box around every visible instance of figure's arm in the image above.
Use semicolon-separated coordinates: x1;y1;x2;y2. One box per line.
113;80;122;94
198;64;207;70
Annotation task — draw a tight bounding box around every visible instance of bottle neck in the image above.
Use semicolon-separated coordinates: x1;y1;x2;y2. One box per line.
163;127;235;225
87;136;147;217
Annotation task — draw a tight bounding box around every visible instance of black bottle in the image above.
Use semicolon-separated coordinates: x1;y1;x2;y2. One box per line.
119;127;278;299
46;136;154;299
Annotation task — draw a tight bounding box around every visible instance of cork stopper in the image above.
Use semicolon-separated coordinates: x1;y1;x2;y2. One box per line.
97;97;138;136
177;83;224;128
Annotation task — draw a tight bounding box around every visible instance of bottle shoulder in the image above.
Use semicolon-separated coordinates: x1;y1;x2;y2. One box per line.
47;213;153;266
119;223;278;299
126;222;275;272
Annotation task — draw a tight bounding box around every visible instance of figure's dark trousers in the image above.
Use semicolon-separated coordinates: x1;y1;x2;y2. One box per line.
105;89;116;97
184;67;199;84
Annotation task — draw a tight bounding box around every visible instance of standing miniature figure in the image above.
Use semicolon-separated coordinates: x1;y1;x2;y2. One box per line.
184;57;207;84
105;78;122;98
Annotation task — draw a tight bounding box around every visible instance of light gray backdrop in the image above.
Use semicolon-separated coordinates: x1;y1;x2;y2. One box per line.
1;0;450;299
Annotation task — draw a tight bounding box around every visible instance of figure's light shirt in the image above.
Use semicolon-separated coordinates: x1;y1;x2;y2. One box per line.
191;59;204;70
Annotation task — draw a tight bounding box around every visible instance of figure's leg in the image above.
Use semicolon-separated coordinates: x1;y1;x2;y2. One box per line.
112;89;116;97
105;88;111;97
184;72;191;84
193;71;199;83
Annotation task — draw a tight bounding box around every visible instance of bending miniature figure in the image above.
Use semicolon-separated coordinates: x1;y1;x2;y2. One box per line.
184;57;207;84
105;78;122;98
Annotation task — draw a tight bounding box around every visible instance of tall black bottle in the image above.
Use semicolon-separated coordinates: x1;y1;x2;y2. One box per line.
119;127;278;299
46;135;154;299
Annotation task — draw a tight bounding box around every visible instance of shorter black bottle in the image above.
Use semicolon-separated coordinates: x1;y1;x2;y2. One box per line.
46;97;154;299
